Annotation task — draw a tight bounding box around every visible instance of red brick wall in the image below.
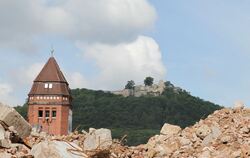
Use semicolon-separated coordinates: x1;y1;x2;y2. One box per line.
28;96;71;135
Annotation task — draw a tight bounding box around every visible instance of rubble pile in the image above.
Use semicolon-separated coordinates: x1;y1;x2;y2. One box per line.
144;105;250;158
0;102;250;157
0;103;32;157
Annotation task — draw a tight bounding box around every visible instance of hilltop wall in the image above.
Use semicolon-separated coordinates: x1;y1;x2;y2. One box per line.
112;80;166;97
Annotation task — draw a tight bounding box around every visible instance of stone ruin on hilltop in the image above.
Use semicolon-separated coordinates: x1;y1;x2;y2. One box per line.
112;80;166;97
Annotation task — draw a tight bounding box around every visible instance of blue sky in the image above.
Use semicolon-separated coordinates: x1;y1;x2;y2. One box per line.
149;1;250;107
0;0;250;107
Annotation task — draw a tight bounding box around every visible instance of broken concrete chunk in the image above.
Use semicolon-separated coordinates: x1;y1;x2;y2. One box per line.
0;152;12;158
179;137;191;146
0;124;5;140
234;101;244;109
81;129;88;135
241;145;250;158
220;135;232;144
89;128;96;134
202;125;222;146
202;134;214;146
210;125;222;138
198;150;211;158
0;139;11;148
31;140;84;158
160;123;181;136
0;103;31;139
195;125;211;139
8;126;15;132
84;128;112;151
239;126;249;134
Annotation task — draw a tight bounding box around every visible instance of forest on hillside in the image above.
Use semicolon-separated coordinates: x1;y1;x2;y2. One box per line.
15;81;222;145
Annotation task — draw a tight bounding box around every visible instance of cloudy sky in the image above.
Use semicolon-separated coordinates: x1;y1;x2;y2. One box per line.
0;0;250;107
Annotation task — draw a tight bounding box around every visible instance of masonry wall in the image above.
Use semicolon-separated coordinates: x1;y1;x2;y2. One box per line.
28;96;71;135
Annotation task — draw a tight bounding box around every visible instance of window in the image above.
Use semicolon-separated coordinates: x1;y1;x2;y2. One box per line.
52;110;56;117
49;83;52;88
45;110;50;118
45;83;52;89
38;110;43;117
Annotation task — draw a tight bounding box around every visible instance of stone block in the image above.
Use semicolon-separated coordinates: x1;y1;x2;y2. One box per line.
160;123;181;137
0;103;31;139
195;125;211;139
84;128;112;151
0;139;11;148
0;153;12;158
31;140;83;158
0;124;5;140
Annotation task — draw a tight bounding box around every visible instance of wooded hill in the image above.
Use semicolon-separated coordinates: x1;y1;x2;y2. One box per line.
15;81;222;145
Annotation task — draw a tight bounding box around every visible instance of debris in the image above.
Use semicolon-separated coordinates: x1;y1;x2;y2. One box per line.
0;152;12;158
0;139;11;148
0;124;5;139
220;135;232;144
84;128;112;151
144;107;250;157
0;102;249;158
234;101;244;109
195;124;211;139
160;123;181;137
31;140;85;158
0;103;31;139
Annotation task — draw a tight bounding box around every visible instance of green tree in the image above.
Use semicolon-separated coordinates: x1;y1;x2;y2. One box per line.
144;77;154;86
14;101;28;120
125;80;135;89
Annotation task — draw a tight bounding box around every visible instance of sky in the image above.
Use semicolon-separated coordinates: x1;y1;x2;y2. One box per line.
0;0;250;107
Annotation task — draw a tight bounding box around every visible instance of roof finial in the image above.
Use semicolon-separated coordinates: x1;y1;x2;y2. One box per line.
51;45;54;57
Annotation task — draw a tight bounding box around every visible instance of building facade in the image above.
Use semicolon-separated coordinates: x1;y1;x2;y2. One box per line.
28;57;72;135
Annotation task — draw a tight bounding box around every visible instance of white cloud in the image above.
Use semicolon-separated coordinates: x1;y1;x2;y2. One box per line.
17;63;44;85
0;83;12;96
60;0;157;43
0;83;13;105
0;0;156;52
65;72;88;89
77;36;166;90
0;0;162;105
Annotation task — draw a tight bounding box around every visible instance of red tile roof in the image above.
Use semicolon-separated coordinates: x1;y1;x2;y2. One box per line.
29;57;71;96
34;57;67;83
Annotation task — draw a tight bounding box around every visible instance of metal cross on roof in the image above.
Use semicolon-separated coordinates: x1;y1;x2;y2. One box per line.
51;46;54;57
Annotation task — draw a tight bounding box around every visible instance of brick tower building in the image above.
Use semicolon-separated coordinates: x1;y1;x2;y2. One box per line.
28;56;72;135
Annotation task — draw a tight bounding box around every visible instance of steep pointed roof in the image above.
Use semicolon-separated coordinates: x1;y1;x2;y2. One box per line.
34;57;67;83
29;57;71;96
